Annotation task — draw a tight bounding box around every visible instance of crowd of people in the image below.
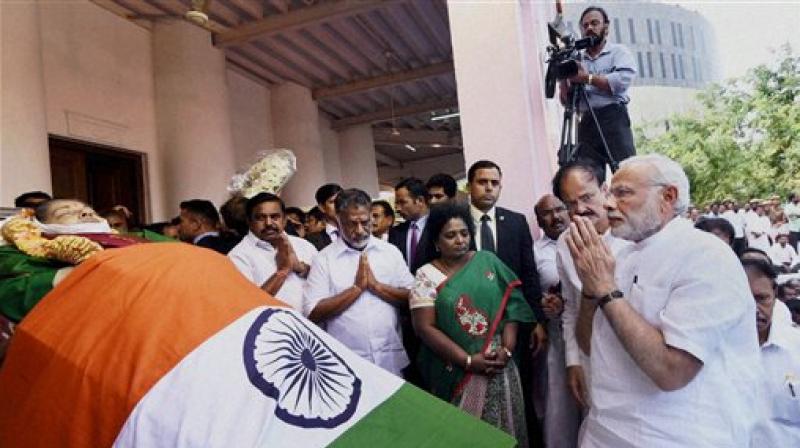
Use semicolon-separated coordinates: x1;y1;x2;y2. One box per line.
4;151;799;447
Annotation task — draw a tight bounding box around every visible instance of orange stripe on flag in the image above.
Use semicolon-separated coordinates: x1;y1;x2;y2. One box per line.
0;243;286;447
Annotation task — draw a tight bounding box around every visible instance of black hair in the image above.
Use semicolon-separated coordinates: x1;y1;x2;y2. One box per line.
334;188;372;214
180;199;220;227
14;191;51;208
245;192;286;221
395;177;429;201
467;160;502;183
741;247;770;262
220;196;249;237
551;158;606;202
306;206;326;222
371;200;395;221
741;258;777;284
315;183;343;206
580;6;609;24
426;173;457;198
169;216;181;226
284;207;306;222
418;202;475;267
695;217;735;245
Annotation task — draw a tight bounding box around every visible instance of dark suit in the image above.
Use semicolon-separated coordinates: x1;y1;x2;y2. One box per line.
195;233;239;255
387;217;429;388
305;231;332;251
485;206;544;444
387;219;430;275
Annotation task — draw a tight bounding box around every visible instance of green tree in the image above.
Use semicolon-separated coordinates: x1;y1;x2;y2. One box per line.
635;45;800;206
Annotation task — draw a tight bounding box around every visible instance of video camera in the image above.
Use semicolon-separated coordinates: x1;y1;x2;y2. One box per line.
544;12;598;98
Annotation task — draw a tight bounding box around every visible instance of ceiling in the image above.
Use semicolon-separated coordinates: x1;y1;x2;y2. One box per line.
96;0;463;175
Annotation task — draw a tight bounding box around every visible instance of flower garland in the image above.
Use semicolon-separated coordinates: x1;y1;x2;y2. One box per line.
228;149;297;198
1;213;103;265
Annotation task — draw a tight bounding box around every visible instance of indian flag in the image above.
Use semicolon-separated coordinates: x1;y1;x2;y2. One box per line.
0;244;514;447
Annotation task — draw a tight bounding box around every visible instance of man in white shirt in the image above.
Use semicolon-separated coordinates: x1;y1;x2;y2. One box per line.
228;193;317;312
742;258;800;447
784;193;800;249
305;184;342;251
533;194;580;448
567;154;762;447
747;203;771;251
304;189;414;376
769;233;799;271
552;161;631;417
721;199;746;254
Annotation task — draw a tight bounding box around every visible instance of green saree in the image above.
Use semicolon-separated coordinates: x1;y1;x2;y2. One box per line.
416;251;535;445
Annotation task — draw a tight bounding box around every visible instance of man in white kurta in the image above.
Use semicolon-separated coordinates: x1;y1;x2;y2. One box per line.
567;155;762;448
304;189;415;376
228;193;318;312
768;234;799;271
743;260;800;447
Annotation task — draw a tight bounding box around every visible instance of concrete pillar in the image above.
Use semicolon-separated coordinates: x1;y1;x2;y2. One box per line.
152;19;236;208
338;124;379;197
448;0;557;221
0;0;52;204
270;82;326;208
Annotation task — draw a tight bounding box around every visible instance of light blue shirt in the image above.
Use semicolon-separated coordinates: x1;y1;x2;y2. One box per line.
579;41;636;111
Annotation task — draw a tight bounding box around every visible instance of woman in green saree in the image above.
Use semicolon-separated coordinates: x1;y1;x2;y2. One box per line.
411;203;535;447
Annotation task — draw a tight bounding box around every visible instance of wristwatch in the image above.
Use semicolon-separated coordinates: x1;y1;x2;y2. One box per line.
597;289;624;309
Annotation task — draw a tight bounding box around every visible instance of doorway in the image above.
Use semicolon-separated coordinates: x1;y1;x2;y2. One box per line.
48;136;147;225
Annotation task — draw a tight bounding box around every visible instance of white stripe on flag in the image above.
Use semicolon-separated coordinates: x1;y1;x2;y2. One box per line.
114;306;404;447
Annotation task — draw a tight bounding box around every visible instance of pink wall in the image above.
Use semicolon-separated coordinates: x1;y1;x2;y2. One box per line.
227;69;273;171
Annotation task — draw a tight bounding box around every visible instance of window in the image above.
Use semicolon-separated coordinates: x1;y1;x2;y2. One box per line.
655;20;662;45
678;23;685;48
628;18;636;44
671;53;678;79
689;25;695;50
679;55;686;80
637;52;645;78
647;52;654;78
659;52;667;78
647;19;654;44
614;18;621;43
692;57;698;81
670;22;677;46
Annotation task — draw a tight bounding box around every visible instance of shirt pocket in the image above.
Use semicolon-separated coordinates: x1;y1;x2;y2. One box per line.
627;282;670;325
773;382;800;424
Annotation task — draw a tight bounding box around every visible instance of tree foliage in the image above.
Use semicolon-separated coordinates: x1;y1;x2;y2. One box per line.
635;45;800;205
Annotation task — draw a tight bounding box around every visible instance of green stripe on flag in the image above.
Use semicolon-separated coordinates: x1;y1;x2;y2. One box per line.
329;383;517;447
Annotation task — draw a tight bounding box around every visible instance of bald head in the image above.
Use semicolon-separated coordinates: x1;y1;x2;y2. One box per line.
535;194;569;240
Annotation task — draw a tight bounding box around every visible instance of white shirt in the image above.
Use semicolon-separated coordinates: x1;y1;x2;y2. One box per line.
557;230;631;369
582;217;763;448
193;231;219;245
303;236;414;376
746;213;771;251
324;223;339;243
534;236;559;292
228;232;318;312
470;204;497;251
721;209;745;238
405;214;428;266
752;301;800;447
769;243;799;267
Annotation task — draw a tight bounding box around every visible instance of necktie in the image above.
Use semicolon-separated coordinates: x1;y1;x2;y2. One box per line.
409;222;419;266
480;214;495;253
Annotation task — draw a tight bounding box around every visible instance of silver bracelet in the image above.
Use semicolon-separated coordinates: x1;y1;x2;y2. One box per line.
465;354;472;371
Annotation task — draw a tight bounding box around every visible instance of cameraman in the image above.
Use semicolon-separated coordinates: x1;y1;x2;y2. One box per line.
559;6;637;171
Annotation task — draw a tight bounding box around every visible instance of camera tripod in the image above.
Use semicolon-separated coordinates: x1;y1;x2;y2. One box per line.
557;82;619;172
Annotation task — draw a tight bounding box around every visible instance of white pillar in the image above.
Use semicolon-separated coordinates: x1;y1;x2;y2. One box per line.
338;124;379;197
270;82;326;208
152;19;236;208
448;0;557;220
0;0;52;204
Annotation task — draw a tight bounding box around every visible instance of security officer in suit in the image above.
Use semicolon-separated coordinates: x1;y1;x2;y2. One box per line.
467;160;546;444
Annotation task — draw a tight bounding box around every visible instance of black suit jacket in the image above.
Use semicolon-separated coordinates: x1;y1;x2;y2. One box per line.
491;207;544;321
195;233;239;255
388;220;430;275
